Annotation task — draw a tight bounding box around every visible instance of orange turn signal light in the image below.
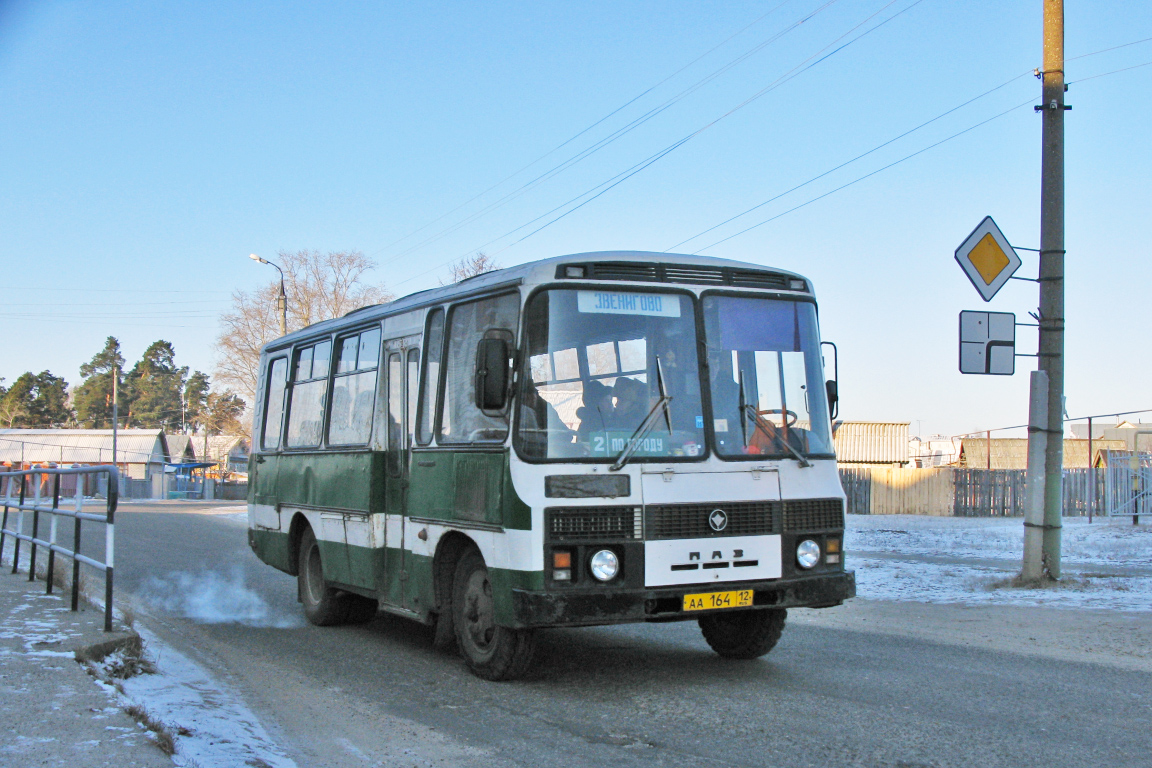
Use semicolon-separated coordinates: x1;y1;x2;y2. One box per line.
825;539;840;554
553;551;572;569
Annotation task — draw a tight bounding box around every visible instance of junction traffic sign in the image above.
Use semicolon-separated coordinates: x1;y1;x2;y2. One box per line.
959;310;1015;375
955;216;1021;302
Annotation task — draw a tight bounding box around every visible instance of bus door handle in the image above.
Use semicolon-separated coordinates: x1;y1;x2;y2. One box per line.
417;460;436;467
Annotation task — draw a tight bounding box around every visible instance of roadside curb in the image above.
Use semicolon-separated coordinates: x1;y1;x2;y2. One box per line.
0;566;173;767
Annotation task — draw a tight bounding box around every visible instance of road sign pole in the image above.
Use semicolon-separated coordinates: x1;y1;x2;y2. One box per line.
1032;0;1065;578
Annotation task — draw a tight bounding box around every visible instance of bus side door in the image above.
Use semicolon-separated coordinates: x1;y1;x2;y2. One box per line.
383;337;420;608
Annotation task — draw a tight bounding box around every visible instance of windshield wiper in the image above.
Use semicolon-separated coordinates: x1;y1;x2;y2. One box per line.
610;357;673;472
738;371;811;468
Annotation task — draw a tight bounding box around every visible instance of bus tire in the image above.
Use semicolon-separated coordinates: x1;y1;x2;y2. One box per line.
452;548;536;681
298;527;348;626
698;608;786;660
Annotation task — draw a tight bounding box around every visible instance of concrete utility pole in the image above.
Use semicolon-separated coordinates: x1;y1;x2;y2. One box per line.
112;362;119;485
1030;0;1066;578
1023;371;1048;580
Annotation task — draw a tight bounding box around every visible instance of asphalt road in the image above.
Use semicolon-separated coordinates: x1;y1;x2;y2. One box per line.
107;502;1152;768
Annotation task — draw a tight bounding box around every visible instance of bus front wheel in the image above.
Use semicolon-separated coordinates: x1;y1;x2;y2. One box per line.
452;548;536;681
698;608;786;659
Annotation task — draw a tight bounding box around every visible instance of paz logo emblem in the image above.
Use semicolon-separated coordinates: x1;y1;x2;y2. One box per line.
708;509;728;532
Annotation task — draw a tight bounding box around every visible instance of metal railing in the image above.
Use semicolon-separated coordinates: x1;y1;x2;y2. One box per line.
0;465;119;631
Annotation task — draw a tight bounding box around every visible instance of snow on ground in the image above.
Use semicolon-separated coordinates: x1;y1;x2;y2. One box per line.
89;627;299;768
847;514;1152;612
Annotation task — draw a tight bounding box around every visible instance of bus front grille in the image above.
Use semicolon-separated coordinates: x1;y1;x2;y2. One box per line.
644;501;779;540
546;506;642;541
782;499;844;531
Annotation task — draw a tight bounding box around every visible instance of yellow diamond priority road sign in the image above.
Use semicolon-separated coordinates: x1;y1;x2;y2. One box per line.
954;216;1021;302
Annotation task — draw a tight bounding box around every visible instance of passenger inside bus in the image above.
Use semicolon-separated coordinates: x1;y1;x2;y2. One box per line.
608;375;650;430
574;379;613;440
519;380;575;450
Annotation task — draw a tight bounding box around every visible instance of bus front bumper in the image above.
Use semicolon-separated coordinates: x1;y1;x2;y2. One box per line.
508;570;855;629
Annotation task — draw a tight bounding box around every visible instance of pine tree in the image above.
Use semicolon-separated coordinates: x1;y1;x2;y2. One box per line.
124;341;187;429
74;337;125;428
183;371;211;434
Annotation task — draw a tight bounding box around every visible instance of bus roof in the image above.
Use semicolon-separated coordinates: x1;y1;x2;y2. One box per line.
262;250;812;353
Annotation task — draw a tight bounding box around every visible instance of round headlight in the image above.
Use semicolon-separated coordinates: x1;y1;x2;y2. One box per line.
796;539;821;569
589;549;619;581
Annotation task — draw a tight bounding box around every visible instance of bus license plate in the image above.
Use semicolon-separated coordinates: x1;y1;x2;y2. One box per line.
682;589;754;612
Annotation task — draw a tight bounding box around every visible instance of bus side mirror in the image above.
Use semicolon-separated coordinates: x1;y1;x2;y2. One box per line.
475;338;511;411
820;340;839;420
825;379;839;420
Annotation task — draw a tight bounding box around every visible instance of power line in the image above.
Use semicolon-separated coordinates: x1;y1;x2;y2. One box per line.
369;1;796;260
956;408;1152;439
1066;35;1152;63
1069;57;1152;84
375;0;846;267
685;52;1152;252
691;97;1036;252
391;0;926;290
668;70;1033;251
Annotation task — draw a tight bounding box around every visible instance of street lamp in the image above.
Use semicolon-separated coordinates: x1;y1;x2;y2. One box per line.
250;253;287;336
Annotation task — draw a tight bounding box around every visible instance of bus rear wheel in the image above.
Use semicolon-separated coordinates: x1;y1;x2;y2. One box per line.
298;527;376;626
698;608;786;659
452;549;536;681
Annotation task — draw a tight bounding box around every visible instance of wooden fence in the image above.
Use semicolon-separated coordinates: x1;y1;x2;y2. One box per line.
839;466;1105;517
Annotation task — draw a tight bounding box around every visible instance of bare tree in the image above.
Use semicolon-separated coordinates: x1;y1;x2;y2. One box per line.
216;250;392;402
444;252;500;284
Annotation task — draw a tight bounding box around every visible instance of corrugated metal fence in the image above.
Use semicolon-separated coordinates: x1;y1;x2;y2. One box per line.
840;467;1106;517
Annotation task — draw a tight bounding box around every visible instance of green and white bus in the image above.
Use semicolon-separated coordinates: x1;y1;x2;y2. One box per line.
247;251;854;680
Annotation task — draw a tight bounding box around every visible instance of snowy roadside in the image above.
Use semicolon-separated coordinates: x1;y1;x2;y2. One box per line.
1;539;297;768
846;514;1152;612
84;625;298;768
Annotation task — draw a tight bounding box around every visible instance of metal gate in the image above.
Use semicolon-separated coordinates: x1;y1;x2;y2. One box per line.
1104;451;1152;518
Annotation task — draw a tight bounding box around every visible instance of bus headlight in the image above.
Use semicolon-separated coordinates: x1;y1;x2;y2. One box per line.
590;549;619;581
796;540;821;569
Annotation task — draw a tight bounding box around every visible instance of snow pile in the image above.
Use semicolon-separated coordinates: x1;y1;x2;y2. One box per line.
137;567;303;628
848;515;1152;611
87;627;298;768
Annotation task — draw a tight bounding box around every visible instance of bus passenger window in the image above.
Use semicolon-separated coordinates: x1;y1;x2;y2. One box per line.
407;348;419;444
286;340;330;448
439;293;519;444
261;357;288;450
416;309;444;445
387;353;403;476
329;327;381;446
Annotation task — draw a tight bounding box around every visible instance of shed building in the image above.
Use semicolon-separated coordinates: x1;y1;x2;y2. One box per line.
832;421;909;466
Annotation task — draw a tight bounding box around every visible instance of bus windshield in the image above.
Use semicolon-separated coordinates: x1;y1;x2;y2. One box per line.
701;295;834;459
516;288;706;461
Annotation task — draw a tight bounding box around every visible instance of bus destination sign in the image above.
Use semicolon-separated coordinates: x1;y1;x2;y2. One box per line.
577;290;681;317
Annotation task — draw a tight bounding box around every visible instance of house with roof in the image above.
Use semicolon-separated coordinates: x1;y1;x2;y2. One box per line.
164;433;197;463
0;429;171;497
199;435;250;477
957;437;1126;469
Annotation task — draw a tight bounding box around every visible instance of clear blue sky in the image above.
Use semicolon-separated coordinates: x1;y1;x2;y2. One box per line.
2;0;1149;438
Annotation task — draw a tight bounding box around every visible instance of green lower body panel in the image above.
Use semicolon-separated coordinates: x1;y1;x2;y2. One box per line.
249;526;547;624
249;528;293;574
